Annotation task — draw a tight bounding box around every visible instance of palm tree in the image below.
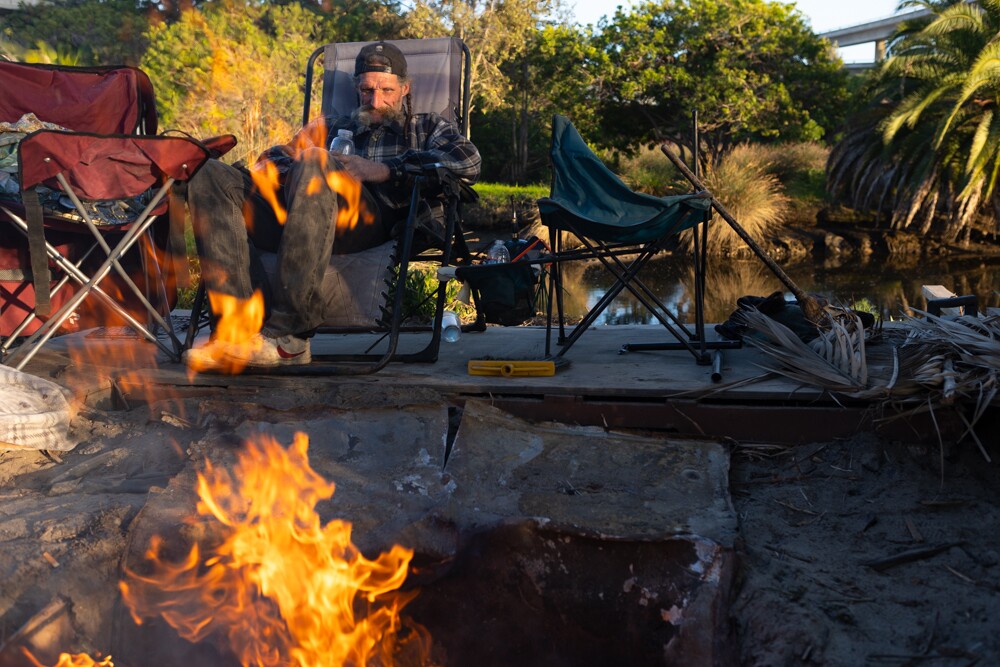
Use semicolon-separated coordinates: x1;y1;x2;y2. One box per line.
828;0;1000;244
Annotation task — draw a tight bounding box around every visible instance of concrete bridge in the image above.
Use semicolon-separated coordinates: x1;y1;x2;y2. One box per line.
819;1;976;68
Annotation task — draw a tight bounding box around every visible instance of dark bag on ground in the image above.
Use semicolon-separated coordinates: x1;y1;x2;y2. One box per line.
716;291;876;343
455;236;547;326
716;291;819;343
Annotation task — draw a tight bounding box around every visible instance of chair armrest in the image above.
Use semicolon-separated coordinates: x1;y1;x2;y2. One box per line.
403;162;478;203
200;134;238;159
18;130;213;197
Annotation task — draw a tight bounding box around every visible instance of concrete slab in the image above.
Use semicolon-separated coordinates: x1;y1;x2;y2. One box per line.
444;400;735;543
10;321;964;444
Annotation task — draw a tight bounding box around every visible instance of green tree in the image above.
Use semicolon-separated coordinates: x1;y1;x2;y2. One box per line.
141;0;402;162
1;0;153;65
828;0;1000;243
401;0;564;183
402;0;560;113
476;23;605;183
142;1;317;161
590;0;849;158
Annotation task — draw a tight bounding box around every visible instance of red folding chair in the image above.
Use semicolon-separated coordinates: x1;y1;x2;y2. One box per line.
0;62;231;369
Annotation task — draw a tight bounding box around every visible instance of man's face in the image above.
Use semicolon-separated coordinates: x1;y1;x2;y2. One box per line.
356;71;409;125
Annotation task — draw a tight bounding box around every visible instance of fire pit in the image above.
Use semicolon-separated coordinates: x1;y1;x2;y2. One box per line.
1;395;736;666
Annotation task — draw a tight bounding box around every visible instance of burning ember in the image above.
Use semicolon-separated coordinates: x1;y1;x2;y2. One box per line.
35;433;428;667
24;653;113;667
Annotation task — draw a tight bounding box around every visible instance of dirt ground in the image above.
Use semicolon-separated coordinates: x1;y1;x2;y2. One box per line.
0;387;997;666
731;433;1000;666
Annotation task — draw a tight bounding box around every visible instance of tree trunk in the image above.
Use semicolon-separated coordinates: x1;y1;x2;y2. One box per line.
517;58;529;185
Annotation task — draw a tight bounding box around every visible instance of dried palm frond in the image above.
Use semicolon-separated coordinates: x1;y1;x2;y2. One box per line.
808;309;869;386
741;306;999;459
737;308;872;396
903;313;1000;370
741;309;1000;401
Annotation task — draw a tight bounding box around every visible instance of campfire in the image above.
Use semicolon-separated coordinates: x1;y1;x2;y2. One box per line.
29;433;429;667
183;290;266;376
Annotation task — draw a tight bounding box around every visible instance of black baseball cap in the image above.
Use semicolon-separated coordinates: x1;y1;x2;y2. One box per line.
355;42;408;78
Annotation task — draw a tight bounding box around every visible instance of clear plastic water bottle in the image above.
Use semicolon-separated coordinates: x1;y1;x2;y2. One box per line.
330;129;354;155
486;239;510;264
441;310;461;343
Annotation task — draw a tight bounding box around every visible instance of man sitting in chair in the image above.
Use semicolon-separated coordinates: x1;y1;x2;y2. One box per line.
183;41;481;371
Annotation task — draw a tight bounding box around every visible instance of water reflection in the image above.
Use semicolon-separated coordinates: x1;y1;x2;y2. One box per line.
554;254;1000;324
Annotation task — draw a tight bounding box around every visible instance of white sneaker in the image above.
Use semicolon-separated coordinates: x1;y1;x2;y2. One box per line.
183;333;311;372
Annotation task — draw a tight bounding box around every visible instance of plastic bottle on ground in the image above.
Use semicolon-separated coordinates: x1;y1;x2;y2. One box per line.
330;129;355;155
441;310;461;343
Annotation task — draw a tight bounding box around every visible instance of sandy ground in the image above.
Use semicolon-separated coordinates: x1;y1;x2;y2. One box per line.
731;434;1000;666
0;386;997;666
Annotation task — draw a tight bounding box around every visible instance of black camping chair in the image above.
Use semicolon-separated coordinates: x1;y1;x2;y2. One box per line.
537;115;740;365
185;37;477;374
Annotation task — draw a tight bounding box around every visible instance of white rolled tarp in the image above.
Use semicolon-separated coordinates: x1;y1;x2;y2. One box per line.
0;365;76;451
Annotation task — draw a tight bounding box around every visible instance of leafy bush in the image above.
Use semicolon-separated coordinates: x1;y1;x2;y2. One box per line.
387;263;477;324
614;144;680;195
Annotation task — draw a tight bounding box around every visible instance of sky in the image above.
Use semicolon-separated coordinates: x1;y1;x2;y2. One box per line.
568;0;906;63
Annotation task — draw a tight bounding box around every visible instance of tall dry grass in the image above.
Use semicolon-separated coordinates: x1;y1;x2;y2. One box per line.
614;142;828;256
691;144;791;255
748;142;828;185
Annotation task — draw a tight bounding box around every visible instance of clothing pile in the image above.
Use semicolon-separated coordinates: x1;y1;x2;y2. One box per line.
0;112;153;224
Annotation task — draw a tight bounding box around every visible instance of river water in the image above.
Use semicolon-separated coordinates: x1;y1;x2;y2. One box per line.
552;253;1000;324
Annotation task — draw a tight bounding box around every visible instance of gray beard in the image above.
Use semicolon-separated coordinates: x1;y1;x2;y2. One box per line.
352;105;406;128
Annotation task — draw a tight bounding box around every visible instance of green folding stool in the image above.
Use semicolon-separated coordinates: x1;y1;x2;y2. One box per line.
537;114;739;364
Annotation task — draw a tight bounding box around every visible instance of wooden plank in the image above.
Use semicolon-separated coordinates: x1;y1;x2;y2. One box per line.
480;396;964;445
921;284;961;316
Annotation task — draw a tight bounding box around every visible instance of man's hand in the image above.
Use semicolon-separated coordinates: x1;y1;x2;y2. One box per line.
336;154;391;184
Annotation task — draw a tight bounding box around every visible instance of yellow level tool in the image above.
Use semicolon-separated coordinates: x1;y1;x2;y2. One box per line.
467;359;556;377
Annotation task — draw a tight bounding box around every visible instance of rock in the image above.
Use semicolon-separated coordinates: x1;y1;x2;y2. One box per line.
824;232;851;255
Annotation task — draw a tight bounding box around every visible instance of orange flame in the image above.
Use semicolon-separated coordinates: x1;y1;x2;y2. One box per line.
62;316;184;422
184;289;265;376
208;289;265;346
22;649;114;667
119;432;427;666
327;168;364;234
253;131;371;239
250;160;287;227
289;148;366;235
292;120;329;156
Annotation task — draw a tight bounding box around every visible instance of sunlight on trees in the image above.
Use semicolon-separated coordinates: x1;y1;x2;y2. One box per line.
828;0;1000;243
1;0;872;232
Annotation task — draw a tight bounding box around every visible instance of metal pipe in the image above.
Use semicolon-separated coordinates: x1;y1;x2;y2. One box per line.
711;350;723;383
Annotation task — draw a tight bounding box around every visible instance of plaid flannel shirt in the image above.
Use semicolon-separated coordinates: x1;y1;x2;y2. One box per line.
322;112;481;212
